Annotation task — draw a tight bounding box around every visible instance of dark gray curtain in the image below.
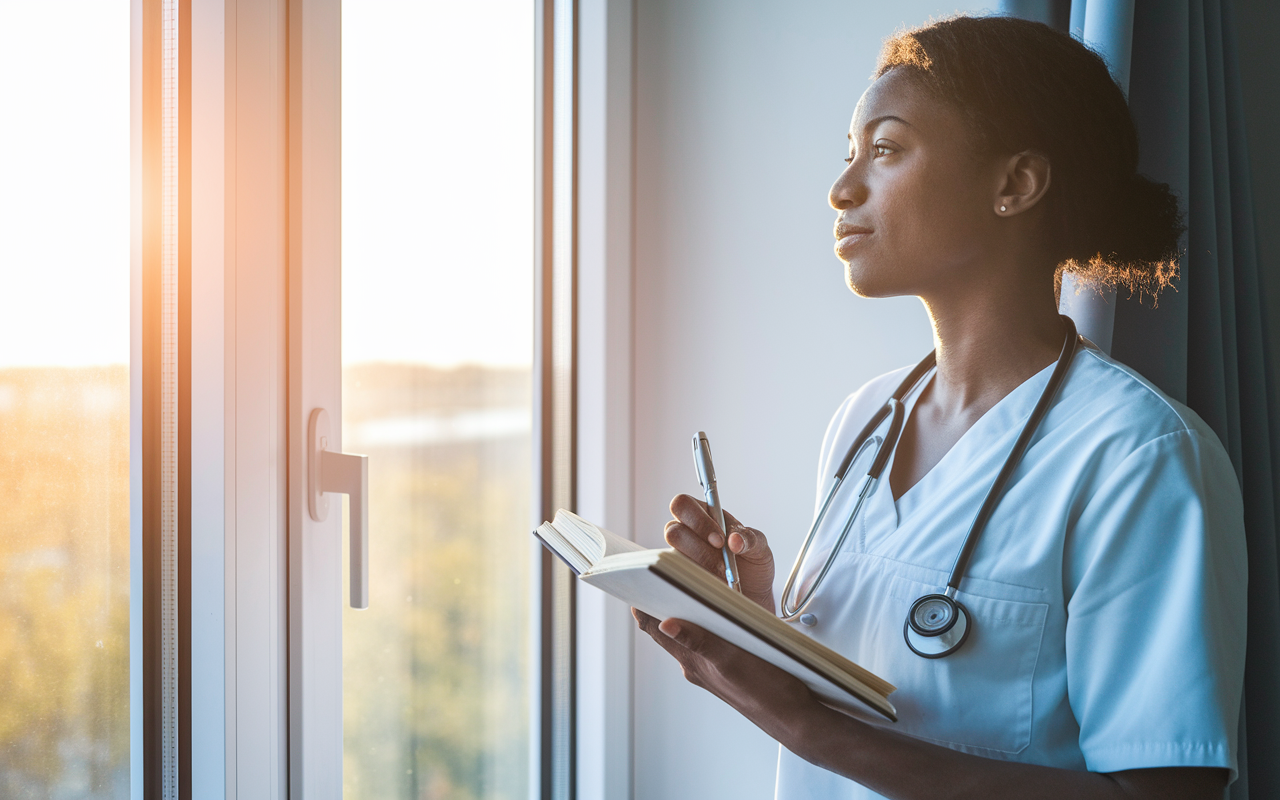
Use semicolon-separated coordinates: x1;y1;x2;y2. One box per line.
1003;0;1279;796
1112;1;1280;797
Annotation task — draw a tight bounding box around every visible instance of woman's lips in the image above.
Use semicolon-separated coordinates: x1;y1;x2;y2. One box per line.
834;226;872;258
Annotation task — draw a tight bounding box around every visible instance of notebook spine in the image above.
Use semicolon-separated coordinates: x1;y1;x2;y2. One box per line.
532;526;583;576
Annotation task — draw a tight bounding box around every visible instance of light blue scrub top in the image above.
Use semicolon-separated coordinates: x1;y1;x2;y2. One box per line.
775;346;1247;799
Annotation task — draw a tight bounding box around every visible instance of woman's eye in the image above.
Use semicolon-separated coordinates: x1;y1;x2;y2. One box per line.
873;144;894;157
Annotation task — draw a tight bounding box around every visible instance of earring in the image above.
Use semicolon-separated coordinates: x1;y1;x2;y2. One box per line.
999;205;1007;212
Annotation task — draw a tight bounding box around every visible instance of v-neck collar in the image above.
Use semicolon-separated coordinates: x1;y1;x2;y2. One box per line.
871;358;1060;537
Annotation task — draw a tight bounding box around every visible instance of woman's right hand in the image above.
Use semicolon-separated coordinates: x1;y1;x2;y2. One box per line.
664;494;777;614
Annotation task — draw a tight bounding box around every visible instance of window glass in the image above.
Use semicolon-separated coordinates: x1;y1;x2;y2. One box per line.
341;2;534;798
0;2;131;797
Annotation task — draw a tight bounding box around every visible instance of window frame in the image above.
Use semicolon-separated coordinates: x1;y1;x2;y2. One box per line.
137;0;639;797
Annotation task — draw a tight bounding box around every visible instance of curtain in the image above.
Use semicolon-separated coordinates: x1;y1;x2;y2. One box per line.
1003;1;1280;796
1111;1;1279;797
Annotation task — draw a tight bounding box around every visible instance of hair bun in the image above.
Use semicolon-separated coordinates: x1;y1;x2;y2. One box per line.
1115;172;1184;265
1062;172;1183;302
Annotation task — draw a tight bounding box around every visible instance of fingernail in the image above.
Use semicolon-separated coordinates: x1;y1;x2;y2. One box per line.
659;620;680;638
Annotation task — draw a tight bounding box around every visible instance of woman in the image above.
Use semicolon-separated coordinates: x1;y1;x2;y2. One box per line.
634;15;1246;800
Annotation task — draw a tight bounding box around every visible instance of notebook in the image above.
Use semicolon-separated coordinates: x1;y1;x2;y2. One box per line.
534;509;897;721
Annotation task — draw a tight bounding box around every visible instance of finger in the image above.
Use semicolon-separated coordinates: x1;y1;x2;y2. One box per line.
726;525;771;562
651;618;712;688
632;607;654;627
720;506;745;531
669;494;727;542
634;611;707;685
634;608;672;642
658;618;715;656
635;609;688;649
664;521;727;576
715;506;755;550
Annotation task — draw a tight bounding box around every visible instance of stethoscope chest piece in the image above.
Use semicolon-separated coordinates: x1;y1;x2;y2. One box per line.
904;593;971;658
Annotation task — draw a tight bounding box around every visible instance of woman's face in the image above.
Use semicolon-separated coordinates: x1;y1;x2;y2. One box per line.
829;69;1002;299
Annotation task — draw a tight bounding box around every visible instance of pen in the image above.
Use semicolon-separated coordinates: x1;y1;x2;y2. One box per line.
692;431;742;593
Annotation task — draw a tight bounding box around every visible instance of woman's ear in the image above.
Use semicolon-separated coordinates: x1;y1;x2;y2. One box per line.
994;150;1051;216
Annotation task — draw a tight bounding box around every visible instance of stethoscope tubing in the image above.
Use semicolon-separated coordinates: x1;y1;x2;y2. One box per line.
779;397;907;621
779;316;1081;650
779;462;872;621
779;358;932;621
941;320;1080;593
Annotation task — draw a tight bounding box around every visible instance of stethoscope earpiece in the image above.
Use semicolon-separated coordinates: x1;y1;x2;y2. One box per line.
904;593;971;659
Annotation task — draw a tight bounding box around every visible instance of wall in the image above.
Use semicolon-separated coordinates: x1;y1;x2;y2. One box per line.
630;2;987;797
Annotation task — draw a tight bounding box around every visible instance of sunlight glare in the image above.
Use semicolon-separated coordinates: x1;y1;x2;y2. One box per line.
0;1;130;368
342;0;534;368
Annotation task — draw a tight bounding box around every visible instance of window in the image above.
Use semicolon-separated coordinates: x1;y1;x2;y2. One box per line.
0;2;131;796
9;2;618;794
339;2;536;796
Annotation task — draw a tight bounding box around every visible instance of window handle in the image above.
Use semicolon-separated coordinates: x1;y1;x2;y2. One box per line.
307;408;370;609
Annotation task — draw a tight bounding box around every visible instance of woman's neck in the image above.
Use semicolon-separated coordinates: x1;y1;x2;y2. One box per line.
919;284;1065;418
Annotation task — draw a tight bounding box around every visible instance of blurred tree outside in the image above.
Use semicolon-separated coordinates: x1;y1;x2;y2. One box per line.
342;364;531;800
0;361;532;800
0;367;130;799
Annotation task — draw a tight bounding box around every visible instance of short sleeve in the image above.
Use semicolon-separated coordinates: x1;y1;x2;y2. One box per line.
1064;429;1247;778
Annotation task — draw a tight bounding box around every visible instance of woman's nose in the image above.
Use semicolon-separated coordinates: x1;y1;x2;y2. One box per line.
828;165;868;210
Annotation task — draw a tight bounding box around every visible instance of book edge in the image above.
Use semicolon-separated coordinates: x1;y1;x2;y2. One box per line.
533;522;586;575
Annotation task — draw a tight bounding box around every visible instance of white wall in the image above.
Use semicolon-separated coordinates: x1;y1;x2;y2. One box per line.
630;2;987;797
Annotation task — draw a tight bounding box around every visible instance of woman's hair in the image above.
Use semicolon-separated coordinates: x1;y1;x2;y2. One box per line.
876;15;1182;302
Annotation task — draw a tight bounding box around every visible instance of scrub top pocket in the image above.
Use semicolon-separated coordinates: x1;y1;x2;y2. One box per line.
885;575;1049;756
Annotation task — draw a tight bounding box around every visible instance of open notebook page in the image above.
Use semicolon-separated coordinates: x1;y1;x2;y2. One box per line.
554;510;646;564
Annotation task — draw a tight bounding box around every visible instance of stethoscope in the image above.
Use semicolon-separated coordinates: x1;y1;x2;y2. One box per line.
779;315;1080;659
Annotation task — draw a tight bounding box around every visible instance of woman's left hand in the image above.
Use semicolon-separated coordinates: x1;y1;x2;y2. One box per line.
632;608;821;747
